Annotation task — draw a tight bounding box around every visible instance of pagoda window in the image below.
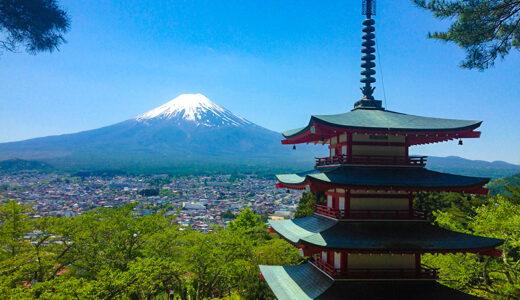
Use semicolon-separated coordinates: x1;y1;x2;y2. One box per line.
334;252;342;271
330;147;336;157
339;133;347;143
327;195;333;208
347;253;415;269
339;197;345;211
341;145;347;155
321;251;328;263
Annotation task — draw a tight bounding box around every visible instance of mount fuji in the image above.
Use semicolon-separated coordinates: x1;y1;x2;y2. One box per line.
0;94;318;173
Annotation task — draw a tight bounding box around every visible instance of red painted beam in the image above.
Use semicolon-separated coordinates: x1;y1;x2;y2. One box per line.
281;123;482;145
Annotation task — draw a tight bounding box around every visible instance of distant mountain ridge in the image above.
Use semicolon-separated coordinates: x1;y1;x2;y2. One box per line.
425;156;520;179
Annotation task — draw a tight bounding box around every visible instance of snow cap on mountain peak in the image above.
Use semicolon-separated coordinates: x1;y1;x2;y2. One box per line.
136;93;251;127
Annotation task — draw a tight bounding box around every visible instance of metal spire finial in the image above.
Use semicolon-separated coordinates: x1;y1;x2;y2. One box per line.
354;0;382;109
360;0;376;100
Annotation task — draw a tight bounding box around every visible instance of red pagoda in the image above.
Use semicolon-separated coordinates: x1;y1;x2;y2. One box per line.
259;1;503;299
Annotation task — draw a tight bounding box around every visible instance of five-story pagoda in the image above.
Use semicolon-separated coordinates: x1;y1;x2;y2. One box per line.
259;1;503;299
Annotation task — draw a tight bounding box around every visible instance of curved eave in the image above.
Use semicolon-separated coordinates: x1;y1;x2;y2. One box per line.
259;264;333;300
275;167;490;195
269;216;504;253
281;113;482;145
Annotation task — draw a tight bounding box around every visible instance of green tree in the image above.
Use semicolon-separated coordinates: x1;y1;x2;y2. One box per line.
294;191;325;218
0;200;33;258
424;192;520;299
0;0;70;54
413;0;520;69
228;207;267;238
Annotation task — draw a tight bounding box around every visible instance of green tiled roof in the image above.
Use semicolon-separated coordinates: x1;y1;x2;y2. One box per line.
282;109;482;138
269;216;503;251
260;263;482;299
269;216;336;244
276;166;489;189
259;264;333;300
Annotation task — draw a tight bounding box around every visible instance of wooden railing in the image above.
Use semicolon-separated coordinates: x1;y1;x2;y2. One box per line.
312;257;336;277
314;205;426;220
337;267;437;280
314;204;341;219
315;155;427;167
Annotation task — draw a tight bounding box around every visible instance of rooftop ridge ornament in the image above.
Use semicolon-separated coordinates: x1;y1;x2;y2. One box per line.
354;0;383;110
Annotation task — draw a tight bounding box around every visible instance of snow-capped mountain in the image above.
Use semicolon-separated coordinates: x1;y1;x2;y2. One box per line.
136;94;252;127
0;94;321;173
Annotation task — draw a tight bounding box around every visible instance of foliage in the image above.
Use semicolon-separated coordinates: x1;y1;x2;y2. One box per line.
423;186;520;299
413;0;520;70
294;191;325;218
0;159;54;174
413;191;488;220
138;188;159;197
159;188;175;196
0;202;299;299
220;210;236;219
487;173;520;196
0;0;70;54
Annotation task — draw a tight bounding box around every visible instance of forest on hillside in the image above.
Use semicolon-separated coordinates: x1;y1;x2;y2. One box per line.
1;185;520;299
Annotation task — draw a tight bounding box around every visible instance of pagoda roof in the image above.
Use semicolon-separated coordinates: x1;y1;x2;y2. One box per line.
281;108;482;145
259;263;481;300
269;216;503;252
276;166;489;194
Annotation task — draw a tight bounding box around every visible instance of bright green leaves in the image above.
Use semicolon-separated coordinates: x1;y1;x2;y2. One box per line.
424;191;520;299
294;191;325;218
0;202;295;299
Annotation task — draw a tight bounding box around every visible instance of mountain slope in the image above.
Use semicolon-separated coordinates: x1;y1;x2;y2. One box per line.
0;94;320;173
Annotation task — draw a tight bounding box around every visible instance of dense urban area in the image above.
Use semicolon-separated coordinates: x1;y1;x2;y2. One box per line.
0;172;301;232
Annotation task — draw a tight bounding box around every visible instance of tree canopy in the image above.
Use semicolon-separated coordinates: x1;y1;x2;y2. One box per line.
413;0;520;70
0;0;70;54
0;202;300;299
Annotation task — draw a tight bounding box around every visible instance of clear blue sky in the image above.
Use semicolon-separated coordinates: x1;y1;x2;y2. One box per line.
0;0;518;164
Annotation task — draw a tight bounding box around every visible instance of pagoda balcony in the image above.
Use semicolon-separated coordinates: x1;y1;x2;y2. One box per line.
314;204;426;220
311;258;437;280
315;155;427;167
337;268;438;280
